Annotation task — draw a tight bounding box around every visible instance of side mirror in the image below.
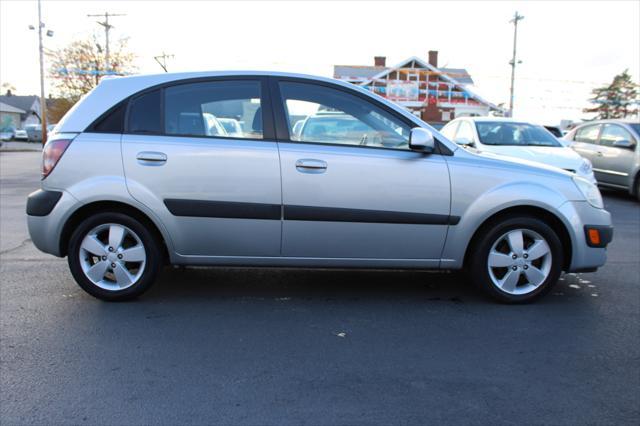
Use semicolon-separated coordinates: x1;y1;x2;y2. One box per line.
613;139;635;149
455;137;474;146
409;127;435;153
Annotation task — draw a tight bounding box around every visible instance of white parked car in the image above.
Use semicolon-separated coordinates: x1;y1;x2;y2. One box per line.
442;118;596;183
14;128;28;141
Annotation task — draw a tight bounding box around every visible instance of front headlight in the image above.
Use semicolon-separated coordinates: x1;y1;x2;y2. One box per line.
579;158;593;175
573;176;604;209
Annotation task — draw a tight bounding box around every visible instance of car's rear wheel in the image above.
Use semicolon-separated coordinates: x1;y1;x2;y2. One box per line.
468;216;564;303
68;212;161;301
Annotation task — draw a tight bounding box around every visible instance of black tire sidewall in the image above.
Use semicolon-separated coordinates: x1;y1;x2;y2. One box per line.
67;212;161;301
470;216;564;304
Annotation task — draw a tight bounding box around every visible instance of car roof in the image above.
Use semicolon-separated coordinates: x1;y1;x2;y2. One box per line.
452;117;545;126
576;119;640;125
58;70;428;134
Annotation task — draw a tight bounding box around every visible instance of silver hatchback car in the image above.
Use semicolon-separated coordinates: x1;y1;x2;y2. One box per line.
27;72;613;303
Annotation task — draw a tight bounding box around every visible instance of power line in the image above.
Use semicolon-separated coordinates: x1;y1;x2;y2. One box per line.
87;12;126;72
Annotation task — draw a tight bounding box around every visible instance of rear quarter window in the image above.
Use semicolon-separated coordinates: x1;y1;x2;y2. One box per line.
127;89;161;134
88;102;126;133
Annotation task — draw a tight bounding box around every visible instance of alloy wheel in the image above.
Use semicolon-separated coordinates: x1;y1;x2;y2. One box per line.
487;228;552;295
78;223;147;291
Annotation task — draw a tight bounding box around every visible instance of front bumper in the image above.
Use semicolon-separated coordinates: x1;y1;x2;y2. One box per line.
27;189;79;257
558;201;613;272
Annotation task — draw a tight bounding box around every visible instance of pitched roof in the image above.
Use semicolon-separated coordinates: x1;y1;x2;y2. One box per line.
334;61;474;85
0;101;25;114
338;56;502;112
439;68;473;85
334;66;385;81
0;95;38;114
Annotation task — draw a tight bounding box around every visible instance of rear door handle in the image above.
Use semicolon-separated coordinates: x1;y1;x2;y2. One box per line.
137;151;167;165
295;159;327;174
595;151;604;157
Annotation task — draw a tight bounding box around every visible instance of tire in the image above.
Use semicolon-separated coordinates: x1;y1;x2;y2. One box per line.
67;212;162;301
468;216;564;304
635;177;640;202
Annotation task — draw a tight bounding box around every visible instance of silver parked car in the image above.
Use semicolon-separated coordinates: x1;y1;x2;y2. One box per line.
27;72;612;303
563;120;640;200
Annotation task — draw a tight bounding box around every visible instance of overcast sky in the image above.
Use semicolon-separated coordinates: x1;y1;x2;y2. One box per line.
1;0;638;122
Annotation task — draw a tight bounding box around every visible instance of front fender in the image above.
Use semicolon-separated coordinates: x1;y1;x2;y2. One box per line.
440;181;576;269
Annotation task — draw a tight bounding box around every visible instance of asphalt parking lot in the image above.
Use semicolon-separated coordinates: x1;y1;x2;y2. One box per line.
1;151;639;425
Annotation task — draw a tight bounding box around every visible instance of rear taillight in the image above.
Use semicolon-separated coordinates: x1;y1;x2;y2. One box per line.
42;138;72;179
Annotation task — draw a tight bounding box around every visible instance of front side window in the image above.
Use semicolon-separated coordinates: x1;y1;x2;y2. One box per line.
279;81;410;150
476;122;561;147
574;124;601;144
164;80;263;139
599;124;634;147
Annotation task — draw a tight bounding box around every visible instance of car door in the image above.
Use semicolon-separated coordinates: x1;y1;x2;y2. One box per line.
596;124;637;187
122;78;282;257
571;124;603;179
272;79;452;265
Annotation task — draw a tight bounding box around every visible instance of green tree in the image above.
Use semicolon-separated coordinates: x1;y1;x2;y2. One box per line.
46;35;136;103
584;70;639;119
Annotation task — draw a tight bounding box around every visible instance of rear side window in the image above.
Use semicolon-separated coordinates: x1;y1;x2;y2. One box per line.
574;124;600;144
128;89;161;134
163;80;263;139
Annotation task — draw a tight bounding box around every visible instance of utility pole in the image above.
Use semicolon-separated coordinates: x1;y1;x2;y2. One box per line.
29;0;52;145
154;52;175;73
87;12;126;73
508;11;524;117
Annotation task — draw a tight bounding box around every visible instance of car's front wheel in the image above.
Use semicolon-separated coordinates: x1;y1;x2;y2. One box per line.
468;216;564;303
67;212;162;301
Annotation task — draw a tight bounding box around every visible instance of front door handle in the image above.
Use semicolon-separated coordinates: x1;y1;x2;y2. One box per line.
137;151;167;165
295;159;327;174
595;151;604;157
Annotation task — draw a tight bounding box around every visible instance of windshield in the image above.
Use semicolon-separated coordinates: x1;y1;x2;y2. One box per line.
629;123;640;135
477;122;561;147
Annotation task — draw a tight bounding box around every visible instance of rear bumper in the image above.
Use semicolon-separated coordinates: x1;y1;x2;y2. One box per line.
26;189;62;216
27;189;79;257
558;201;612;272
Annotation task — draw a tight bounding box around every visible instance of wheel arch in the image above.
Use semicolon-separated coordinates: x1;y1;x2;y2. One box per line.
463;205;573;271
59;200;171;262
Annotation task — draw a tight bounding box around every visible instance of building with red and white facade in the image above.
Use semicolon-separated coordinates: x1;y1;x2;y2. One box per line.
334;51;505;124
